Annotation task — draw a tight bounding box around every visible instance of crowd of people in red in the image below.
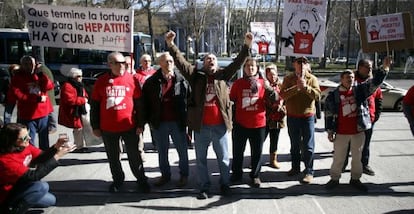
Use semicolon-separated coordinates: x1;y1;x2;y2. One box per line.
0;29;411;214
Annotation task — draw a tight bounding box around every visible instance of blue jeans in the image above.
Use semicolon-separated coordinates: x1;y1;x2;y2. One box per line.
101;128;147;185
7;181;56;208
287;116;315;175
361;126;374;167
194;124;230;191
18;116;49;150
152;121;189;177
232;123;266;179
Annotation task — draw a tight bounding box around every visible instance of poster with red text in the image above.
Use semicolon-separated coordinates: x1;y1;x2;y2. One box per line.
23;4;133;52
365;13;405;43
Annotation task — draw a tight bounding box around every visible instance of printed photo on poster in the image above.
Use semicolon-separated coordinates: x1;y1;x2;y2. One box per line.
281;1;327;57
250;22;276;56
365;13;405;43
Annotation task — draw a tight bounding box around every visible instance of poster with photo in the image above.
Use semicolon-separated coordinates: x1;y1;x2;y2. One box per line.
250;22;276;55
281;0;327;57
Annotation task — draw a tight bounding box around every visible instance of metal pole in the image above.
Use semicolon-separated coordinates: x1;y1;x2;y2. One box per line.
345;0;353;69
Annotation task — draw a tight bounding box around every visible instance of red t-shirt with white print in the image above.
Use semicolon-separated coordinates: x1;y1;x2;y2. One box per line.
203;76;224;125
337;89;358;134
0;144;42;203
91;72;140;132
230;77;266;128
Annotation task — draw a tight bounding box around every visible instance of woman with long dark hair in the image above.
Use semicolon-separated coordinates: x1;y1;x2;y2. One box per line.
0;123;75;213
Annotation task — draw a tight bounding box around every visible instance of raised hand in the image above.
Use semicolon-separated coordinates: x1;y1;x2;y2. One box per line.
165;31;176;47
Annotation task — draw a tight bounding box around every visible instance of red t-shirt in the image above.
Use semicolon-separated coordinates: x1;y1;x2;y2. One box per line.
91;72;141;132
403;85;414;117
293;32;313;54
160;77;177;122
257;41;269;55
230;77;266;128
337;89;358;134
134;68;156;88
0;145;42;203
203;77;224;125
356;76;383;123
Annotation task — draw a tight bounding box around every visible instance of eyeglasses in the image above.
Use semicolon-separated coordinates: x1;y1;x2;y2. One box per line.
296;60;308;64
18;134;30;142
112;61;126;65
75;75;82;78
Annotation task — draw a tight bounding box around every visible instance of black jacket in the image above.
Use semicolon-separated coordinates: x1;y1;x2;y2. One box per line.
138;69;191;130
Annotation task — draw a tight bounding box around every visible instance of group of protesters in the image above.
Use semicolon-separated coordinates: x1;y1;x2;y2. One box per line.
1;28;411;213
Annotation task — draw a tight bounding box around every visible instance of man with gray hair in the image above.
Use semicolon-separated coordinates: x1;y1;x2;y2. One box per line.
137;52;191;188
90;52;149;193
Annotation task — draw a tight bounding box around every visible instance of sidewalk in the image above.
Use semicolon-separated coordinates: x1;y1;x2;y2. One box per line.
32;110;414;214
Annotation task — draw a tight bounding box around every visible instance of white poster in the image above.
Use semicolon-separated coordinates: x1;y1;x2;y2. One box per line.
250;22;276;55
281;1;327;57
365;13;405;43
23;4;134;52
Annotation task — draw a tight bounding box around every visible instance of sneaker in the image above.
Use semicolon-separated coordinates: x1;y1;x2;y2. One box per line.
325;179;339;190
154;176;171;187
363;166;375;176
220;185;231;196
350;179;368;192
302;174;313;184
137;181;151;193
196;191;209;200
287;168;300;176
177;176;188;187
109;182;123;193
251;177;261;188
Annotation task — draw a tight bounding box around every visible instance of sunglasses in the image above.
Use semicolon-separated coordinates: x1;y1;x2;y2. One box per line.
18;134;30;142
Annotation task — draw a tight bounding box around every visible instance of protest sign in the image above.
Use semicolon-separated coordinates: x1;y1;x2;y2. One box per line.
250;22;276;55
281;0;327;57
359;12;414;53
23;4;134;52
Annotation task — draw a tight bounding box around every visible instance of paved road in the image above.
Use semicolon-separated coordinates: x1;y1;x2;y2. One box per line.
0;104;409;214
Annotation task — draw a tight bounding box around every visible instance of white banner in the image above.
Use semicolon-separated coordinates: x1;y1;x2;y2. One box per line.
281;1;327;57
365;13;405;43
250;22;276;55
23;4;134;52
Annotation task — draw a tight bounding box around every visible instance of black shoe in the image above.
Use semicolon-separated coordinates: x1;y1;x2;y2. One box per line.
137;181;151;193
72;147;88;153
230;174;242;183
109;182;123;193
287;168;300;176
363;166;375;176
220;185;231;196
350;179;368;192
196;191;209;200
154;176;171;187
325;179;339;190
251;178;261;188
9;200;30;214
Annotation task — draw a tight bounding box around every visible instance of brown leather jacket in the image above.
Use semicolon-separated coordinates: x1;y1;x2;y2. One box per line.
168;44;250;131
